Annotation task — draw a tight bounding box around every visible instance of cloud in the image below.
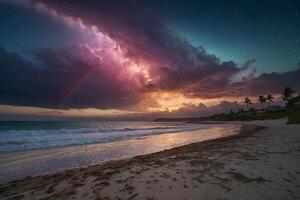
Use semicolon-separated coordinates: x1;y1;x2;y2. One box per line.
30;2;245;80
159;101;243;118
0;0;299;112
31;0;300;98
0;46;145;109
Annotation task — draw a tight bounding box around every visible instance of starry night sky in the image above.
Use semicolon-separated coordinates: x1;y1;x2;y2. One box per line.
0;0;299;119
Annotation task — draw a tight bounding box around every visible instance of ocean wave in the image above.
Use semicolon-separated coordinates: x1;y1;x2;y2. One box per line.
0;123;213;153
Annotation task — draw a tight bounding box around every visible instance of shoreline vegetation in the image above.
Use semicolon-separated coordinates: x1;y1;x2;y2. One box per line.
155;87;300;124
1;119;299;200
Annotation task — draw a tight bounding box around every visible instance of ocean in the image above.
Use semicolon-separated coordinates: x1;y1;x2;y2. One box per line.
0;121;241;182
0;121;219;153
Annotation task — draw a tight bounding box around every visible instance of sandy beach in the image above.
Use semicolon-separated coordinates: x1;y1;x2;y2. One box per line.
0;119;299;200
0;124;240;183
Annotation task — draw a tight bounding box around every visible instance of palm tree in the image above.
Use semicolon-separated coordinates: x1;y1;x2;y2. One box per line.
283;86;296;105
244;97;252;111
258;95;267;110
266;94;274;109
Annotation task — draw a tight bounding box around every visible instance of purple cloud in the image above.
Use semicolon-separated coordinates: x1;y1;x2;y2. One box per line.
0;0;299;112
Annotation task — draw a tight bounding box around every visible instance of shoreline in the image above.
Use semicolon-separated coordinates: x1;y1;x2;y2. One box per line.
0;125;262;188
1;120;299;200
0;123;225;155
0;124;240;184
0;124;251;184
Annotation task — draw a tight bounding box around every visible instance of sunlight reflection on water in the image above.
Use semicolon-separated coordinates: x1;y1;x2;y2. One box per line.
0;124;240;183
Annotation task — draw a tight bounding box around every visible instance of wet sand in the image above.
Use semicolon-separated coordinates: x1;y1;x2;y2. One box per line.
0;124;240;183
0;119;299;200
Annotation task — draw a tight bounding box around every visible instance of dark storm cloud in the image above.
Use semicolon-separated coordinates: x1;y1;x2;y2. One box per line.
31;0;256;92
0;44;299;111
244;69;300;95
0;0;299;111
184;67;300;99
0;46;143;109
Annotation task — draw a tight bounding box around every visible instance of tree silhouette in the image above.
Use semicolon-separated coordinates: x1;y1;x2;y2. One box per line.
244;97;252;111
266;94;274;109
283;86;296;105
258;95;267;110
